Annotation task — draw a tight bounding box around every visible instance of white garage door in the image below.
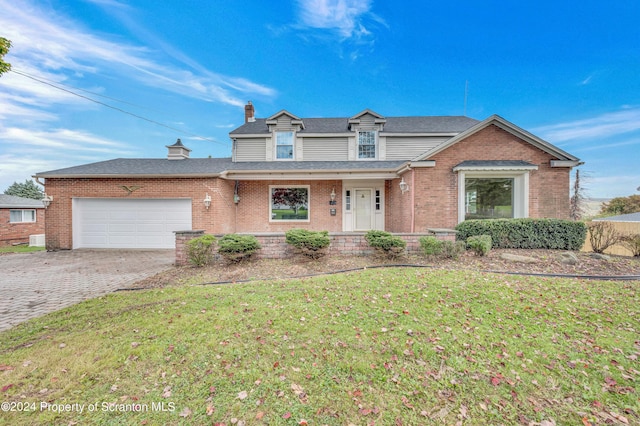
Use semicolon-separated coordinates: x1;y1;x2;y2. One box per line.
73;198;192;249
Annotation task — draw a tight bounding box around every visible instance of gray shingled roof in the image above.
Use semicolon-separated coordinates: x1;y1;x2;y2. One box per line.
227;160;407;171
454;160;538;169
0;194;45;208
230;116;479;135
35;158;408;177
35;158;233;177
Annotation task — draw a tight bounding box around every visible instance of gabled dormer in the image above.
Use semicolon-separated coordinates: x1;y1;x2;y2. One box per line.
348;109;387;131
348;109;386;160
266;110;305;161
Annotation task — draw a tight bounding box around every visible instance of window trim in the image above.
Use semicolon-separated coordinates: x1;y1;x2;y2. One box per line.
275;131;295;160
269;185;310;222
457;171;529;223
9;209;37;223
357;130;377;160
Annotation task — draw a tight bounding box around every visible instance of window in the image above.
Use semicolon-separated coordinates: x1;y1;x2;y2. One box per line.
276;131;294;159
270;186;309;221
464;178;514;220
10;209;36;223
375;190;381;210
345;190;351;211
358;130;376;159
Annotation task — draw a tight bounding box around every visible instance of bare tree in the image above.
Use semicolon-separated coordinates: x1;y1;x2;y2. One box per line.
569;168;587;220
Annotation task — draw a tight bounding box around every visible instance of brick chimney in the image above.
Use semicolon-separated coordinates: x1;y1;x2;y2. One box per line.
244;101;255;123
166;138;191;160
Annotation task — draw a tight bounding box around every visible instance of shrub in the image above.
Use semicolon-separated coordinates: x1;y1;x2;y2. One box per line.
365;230;406;258
618;233;640;257
467;235;492;256
586;221;620;254
440;240;466;259
285;228;330;259
217;234;261;262
419;235;442;256
455;218;587;250
186;234;216;267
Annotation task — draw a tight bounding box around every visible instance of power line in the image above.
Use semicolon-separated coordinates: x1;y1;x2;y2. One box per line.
9;69;229;146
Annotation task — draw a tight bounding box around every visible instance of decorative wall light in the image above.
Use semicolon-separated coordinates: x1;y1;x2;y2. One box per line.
42;193;53;208
329;187;336;205
203;193;212;209
399;177;410;194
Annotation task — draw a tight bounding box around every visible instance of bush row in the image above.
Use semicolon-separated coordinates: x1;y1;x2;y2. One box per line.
455;218;586;250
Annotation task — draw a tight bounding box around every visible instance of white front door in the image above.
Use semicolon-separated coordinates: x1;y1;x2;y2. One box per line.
354;189;373;231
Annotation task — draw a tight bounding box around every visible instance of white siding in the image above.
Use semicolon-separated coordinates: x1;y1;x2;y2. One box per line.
385;136;448;160
302;137;349;161
360;114;377;127
236;138;267;161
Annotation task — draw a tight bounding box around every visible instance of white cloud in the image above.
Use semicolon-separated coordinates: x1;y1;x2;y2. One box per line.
0;0;275;110
534;107;640;142
295;0;385;41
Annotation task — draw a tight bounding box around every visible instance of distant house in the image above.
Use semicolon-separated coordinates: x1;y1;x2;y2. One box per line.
34;103;581;250
0;194;45;246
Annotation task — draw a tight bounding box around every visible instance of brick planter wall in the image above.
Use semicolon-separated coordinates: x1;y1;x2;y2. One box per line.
174;230;457;266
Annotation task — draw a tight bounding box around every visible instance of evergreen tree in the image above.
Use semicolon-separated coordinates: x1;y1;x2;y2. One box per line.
4;179;44;200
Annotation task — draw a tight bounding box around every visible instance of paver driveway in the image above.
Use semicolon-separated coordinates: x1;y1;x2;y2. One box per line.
0;250;174;332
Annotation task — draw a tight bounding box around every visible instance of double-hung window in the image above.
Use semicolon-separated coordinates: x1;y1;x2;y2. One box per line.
10;209;36;223
358;130;376;159
276;131;294;160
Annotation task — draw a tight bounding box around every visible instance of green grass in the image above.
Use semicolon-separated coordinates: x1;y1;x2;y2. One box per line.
0;245;45;254
1;269;638;425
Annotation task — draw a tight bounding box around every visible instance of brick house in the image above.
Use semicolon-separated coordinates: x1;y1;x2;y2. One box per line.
34;103;580;250
0;194;46;247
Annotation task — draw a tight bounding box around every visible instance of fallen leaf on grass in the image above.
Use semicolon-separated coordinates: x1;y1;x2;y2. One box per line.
237;390;248;400
206;405;215;416
283;412;292;419
2;384;14;392
161;386;171;398
179;407;192;418
0;365;14;371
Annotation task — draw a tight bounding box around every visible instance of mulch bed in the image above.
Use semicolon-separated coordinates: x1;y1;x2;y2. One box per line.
129;249;640;290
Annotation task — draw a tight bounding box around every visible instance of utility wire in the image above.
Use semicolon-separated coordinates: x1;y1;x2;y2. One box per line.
10;69;229;146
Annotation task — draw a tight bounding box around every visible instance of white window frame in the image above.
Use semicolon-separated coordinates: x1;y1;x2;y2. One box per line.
269;185;310;222
275;131;295;160
457;171;530;223
10;209;36;223
357;130;377;159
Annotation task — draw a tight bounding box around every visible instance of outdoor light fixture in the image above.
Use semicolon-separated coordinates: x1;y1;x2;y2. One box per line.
399;177;410;194
329;187;336;205
203;193;212;209
42;193;53;208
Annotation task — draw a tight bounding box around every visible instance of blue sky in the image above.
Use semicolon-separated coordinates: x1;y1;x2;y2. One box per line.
1;0;639;198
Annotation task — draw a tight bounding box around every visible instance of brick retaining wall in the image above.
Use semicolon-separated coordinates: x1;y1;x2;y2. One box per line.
174;230;457;266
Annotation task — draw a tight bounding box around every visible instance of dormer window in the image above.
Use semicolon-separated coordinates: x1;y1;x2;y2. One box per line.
358;130;377;159
276;131;294;159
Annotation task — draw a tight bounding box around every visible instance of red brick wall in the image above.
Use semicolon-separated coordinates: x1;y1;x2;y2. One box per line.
44;177;234;250
174;231;458;265
409;124;571;230
0;208;45;246
386;175;414;232
234;180;342;233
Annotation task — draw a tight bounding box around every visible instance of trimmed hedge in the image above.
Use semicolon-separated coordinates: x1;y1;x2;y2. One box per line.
217;234;261;262
365;230;406;257
186;234;216;267
455;218;587;250
466;235;492;256
285;229;330;259
419;235;442;256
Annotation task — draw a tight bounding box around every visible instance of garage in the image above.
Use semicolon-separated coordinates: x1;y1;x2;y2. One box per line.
73;198;192;249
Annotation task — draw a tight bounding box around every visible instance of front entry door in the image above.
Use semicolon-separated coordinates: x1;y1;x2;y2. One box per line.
354;189;372;231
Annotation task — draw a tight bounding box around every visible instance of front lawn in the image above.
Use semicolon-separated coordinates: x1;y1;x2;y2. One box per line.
1;269;638;425
0;245;45;254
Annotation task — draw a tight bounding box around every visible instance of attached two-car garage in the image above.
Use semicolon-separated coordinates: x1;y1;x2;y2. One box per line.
72;198;192;249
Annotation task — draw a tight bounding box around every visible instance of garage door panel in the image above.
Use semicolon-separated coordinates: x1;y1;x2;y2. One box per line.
74;199;192;249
